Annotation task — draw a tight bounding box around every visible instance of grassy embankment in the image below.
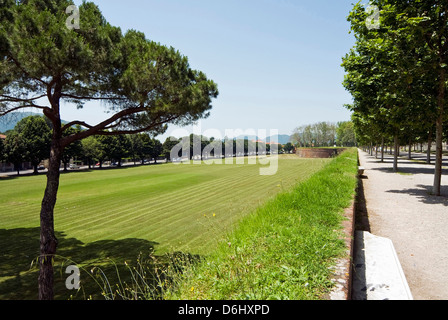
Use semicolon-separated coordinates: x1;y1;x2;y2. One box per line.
169;148;358;300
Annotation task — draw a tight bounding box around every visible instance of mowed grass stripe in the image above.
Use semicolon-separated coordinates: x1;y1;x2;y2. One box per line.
0;157;327;255
5;159;318;247
53;163;253;239
94;159;310;235
55;164;269;247
54;161;264;237
88;159;325;252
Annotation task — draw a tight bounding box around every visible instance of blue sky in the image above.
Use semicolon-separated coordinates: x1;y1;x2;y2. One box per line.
65;0;357;140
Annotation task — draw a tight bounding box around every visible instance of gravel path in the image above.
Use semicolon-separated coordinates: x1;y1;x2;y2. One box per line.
357;149;448;300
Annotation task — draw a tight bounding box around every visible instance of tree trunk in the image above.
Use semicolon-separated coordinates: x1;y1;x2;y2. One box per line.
381;137;385;163
393;135;399;172
427;131;432;164
408;140;412;160
433;68;445;196
39;140;62;300
434;117;443;196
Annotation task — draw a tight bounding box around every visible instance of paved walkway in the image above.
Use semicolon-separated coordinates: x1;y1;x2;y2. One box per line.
357;149;448;300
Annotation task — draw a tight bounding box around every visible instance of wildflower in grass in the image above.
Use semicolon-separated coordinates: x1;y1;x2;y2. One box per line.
213;213;216;217
190;286;195;292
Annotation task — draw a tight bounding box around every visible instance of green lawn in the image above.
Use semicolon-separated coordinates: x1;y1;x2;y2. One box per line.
171;148;358;300
0;155;328;299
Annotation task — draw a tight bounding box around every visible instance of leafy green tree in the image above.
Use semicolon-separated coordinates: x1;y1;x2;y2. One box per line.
110;134;131;167
139;134;155;163
15;115;51;174
336;121;356;147
162;136;181;161
0;0;218;299
95;135;110;168
98;133;130;167
150;138;163;164
3;130;25;175
283;142;294;153
128;134;144;164
81;135;101;168
291;122;337;148
61;126;83;171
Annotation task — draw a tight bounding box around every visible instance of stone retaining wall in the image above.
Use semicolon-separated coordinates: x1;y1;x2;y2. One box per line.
296;148;347;158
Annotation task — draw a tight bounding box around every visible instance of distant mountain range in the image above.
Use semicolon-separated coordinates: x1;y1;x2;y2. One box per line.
0;112;70;133
0;112;44;133
235;134;291;145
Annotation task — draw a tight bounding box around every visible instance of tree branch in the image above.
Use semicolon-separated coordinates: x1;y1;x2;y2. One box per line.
94;115;180;136
0;104;49;117
61;93;125;101
60;107;180;148
60;106;148;147
61;121;94;132
9;56;49;87
0;93;47;102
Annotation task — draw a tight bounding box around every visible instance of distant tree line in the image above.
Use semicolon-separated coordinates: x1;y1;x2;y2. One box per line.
1;115;294;174
162;134;289;161
0;115;163;174
289;121;356;148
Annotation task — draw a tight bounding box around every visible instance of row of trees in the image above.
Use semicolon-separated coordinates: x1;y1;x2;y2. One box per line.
289;121;357;148
0;115;164;174
1;115;294;175
164;134;291;161
342;1;448;196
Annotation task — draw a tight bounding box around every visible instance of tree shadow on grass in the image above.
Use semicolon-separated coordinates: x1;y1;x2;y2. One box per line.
0;228;200;300
386;184;448;206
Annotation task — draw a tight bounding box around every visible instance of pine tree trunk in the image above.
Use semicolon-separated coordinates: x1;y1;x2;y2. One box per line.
39;88;63;300
39;139;62;300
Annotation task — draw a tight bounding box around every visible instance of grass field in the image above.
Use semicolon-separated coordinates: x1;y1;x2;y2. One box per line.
0;155;329;299
171;148;358;300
